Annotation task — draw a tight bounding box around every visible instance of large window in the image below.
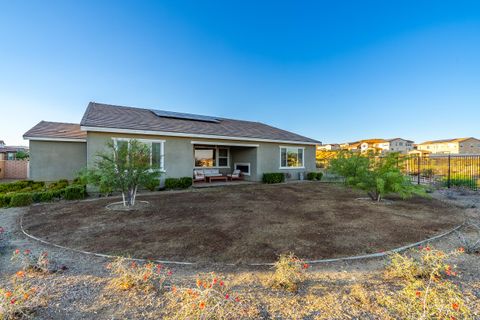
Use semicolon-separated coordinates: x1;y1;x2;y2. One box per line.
113;138;165;171
280;147;304;169
194;146;229;168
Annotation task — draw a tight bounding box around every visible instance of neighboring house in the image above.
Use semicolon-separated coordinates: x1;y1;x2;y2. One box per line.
339;138;414;154
0;141;29;160
23;102;320;182
417;137;480;155
377;138;414;154
317;143;340;151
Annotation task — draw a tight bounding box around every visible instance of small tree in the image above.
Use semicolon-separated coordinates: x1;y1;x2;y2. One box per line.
81;139;161;207
329;151;424;201
15;151;29;160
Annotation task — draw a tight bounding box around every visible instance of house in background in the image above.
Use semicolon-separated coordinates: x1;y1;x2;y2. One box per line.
0;141;29;160
24;102;320;182
417;137;480;155
317;143;340;151
376;138;414;154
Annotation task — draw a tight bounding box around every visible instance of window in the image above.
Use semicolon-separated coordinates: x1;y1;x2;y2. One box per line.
234;163;250;176
113;138;165;170
7;153;15;160
194;146;229;168
280;147;304;168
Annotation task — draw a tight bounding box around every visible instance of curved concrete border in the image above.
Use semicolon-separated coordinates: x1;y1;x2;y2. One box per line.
20;212;464;267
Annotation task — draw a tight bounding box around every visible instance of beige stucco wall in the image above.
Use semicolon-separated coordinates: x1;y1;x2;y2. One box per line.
29;140;87;181
86;132;317;181
459;138;480;154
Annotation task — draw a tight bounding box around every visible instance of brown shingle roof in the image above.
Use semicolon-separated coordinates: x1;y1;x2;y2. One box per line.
23;121;87;140
80;102;320;144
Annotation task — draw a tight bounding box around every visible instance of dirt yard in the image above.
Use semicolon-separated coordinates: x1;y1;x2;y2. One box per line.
23;183;464;264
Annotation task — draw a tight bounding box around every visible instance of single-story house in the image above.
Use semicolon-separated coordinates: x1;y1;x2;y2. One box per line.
23;102;320;182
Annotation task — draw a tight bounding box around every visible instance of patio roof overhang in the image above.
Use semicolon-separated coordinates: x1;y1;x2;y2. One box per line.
190;140;259;147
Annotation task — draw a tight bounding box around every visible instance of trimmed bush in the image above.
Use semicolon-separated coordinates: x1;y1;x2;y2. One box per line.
32;191;56;203
164;177;193;190
306;172;317;180
0;180;45;194
262;173;285;184
144;179;160;191
179;177;193;188
48;179;69;190
63;185;86;200
9;193;33;207
316;172;323;181
0;194;12;208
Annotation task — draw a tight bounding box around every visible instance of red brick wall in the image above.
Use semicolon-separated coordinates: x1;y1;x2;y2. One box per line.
2;160;29;179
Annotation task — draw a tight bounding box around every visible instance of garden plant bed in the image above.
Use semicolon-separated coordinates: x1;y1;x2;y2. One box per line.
23;183;464;264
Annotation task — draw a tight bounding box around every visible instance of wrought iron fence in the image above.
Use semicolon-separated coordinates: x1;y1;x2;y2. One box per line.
404;154;480;190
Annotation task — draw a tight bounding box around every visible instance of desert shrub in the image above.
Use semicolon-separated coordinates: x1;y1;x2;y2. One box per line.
329;152;425;201
63;185;86;200
106;258;172;292
306;172;317;180
456;221;480;254
47;179;69;190
165;177;192;190
262;173;285;184
381;246;470;319
443;177;478;189
316;172;323;180
9;193;33;207
164;272;258;319
0;194;12;208
11;249;50;273
269;253;309;292
421;168;435;178
0;271;43;319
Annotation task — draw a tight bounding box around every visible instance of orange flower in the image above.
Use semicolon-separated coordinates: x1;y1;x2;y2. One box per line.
458;247;465;253
219;281;224;286
23;293;29;300
303;263;309;269
199;301;205;309
16;271;25;278
171;286;177;293
415;291;421;298
452;302;459;311
5;291;12;298
196;279;202;287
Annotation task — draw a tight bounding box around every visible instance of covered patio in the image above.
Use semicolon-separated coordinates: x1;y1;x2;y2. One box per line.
191;141;258;183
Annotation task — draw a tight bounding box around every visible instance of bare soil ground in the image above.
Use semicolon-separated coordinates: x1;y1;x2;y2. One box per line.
23;182;464;264
0;185;479;319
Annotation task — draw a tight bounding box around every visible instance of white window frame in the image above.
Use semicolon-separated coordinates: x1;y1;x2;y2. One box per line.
234;162;251;176
112;137;165;171
279;146;305;169
194;146;230;169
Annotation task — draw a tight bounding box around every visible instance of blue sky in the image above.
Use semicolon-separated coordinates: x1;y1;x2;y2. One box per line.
1;1;479;145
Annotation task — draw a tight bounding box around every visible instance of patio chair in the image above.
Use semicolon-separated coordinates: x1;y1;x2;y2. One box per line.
227;169;242;181
193;169;206;182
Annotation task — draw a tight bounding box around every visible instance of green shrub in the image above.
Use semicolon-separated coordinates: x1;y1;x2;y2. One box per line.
0;180;45;194
306;172;317;180
48;179;69;190
164;177;193;190
32;191;56;203
179;177;193;188
316;172;323;181
443;177;478;189
9;193;33;207
262;173;285;184
63;185;86;200
144;179;160;191
0;194;12;207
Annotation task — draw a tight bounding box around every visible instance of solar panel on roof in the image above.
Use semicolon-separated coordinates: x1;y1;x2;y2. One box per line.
150;109;220;123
